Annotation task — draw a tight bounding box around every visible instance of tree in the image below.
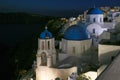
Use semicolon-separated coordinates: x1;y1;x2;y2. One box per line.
46;19;66;40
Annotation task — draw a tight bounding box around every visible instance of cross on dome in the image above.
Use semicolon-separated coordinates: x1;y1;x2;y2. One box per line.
39;26;53;39
45;26;48;30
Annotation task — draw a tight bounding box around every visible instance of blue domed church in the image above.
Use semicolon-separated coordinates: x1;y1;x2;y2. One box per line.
86;8;104;24
35;23;92;80
59;24;92;60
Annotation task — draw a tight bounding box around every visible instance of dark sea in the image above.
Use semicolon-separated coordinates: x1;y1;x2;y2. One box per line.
0;24;45;79
0;24;45;46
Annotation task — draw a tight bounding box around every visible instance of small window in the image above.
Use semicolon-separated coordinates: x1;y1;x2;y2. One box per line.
72;47;76;54
100;18;102;22
48;41;50;49
42;41;44;50
93;18;96;22
93;28;95;33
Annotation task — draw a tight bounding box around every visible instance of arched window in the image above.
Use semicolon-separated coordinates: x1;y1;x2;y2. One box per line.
93;18;96;22
42;41;44;50
41;52;47;66
48;41;50;49
100;17;102;22
93;28;95;33
72;47;76;54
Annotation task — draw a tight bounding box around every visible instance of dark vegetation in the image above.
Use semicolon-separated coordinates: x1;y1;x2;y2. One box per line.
100;40;120;45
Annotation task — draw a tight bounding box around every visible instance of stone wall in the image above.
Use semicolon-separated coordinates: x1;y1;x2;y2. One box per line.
66;39;92;57
98;44;120;65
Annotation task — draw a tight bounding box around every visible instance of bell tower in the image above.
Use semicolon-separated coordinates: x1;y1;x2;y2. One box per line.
86;8;104;24
36;26;56;68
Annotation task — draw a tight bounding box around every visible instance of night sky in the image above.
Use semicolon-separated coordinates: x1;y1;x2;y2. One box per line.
0;0;120;16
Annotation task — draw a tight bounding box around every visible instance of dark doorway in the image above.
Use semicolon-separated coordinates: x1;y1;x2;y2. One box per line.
41;52;47;66
55;77;60;80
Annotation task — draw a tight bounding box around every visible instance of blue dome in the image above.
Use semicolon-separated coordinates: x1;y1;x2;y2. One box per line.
64;25;89;40
87;8;103;14
40;28;53;39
